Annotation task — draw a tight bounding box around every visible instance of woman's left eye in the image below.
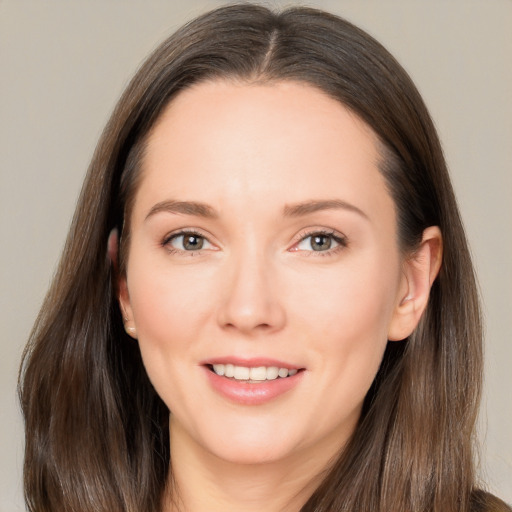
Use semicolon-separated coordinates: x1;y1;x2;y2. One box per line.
293;232;346;253
165;232;213;252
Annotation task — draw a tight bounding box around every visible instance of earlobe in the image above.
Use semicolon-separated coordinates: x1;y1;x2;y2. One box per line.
119;277;137;339
388;226;443;341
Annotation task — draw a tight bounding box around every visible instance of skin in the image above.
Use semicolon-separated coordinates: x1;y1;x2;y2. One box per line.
118;80;442;512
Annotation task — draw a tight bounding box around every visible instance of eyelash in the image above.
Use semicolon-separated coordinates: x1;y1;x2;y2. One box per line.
161;228;348;256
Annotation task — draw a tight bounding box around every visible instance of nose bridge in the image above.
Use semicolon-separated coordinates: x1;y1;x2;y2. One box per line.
217;241;285;334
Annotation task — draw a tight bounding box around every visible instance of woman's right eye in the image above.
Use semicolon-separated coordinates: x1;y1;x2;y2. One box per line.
165;231;214;252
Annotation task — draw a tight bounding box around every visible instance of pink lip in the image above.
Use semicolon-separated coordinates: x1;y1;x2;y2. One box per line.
200;357;305;406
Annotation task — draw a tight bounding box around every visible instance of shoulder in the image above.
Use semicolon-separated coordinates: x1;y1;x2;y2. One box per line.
471;489;512;512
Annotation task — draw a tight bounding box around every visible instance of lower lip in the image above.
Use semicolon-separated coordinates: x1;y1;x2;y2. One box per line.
203;367;303;405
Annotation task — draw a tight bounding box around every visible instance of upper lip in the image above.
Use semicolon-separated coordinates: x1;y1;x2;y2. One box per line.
199;356;303;370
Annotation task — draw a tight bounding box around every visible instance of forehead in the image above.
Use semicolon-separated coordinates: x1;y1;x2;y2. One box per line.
135;80;392;223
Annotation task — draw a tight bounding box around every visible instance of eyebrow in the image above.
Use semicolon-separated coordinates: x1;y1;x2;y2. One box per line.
145;198;368;222
145;200;218;221
283;199;369;220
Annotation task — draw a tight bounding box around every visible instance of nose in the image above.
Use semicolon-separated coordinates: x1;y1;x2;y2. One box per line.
216;250;286;335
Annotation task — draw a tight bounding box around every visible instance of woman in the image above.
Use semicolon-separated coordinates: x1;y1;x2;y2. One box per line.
18;4;511;512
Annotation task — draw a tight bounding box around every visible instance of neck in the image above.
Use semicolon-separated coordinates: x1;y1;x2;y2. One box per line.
163;418;340;512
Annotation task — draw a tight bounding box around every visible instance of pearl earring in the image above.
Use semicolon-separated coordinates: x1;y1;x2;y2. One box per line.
124;324;137;337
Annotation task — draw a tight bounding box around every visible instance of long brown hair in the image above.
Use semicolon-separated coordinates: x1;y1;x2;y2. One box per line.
19;4;508;512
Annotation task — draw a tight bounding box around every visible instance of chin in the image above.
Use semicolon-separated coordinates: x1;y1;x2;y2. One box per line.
212;442;293;465
201;425;303;465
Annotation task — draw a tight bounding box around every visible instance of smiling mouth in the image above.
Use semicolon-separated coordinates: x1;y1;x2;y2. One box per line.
207;364;301;382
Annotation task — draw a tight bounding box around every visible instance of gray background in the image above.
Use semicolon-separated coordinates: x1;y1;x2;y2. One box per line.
1;1;510;510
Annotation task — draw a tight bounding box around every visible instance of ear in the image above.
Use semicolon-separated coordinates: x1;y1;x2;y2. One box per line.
387;226;443;341
108;228;137;339
107;228;119;274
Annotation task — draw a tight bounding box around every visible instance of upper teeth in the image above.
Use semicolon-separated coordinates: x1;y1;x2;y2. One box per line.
212;364;298;381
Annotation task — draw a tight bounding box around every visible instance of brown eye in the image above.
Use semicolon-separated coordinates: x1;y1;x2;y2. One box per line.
296;232;345;252
310;234;332;251
168;232;212;251
182;234;204;250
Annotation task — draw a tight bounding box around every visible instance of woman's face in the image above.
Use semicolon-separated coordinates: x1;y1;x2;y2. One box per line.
120;80;409;466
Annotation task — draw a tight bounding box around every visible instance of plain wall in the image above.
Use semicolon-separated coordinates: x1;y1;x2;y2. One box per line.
1;1;510;510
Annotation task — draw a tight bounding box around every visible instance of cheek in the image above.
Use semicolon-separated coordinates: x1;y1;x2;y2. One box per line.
293;253;399;337
125;257;219;400
300;262;399;431
290;251;400;388
128;255;216;339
